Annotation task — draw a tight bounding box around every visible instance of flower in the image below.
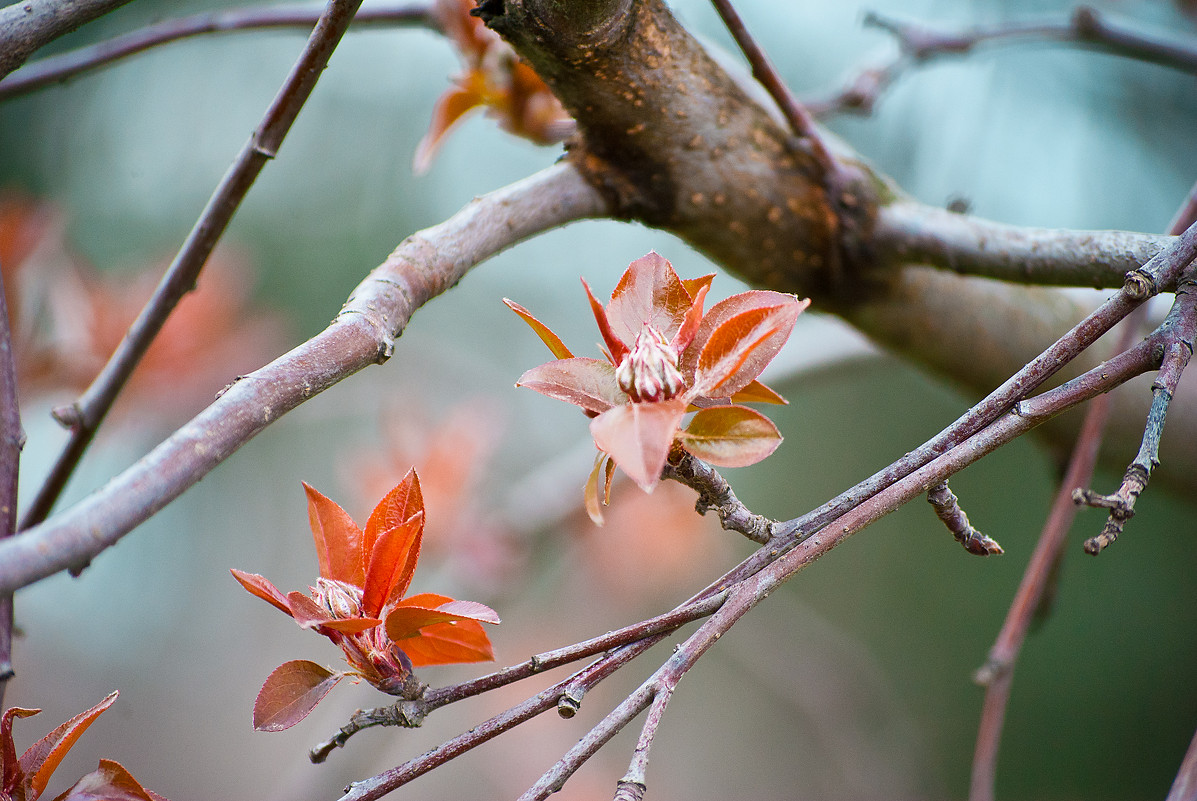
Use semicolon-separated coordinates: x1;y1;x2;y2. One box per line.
231;470;499;730
413;0;574;173
506;252;808;519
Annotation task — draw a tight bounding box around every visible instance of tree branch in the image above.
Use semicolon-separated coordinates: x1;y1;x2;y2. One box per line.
0;0;136;80
0;162;607;594
0;2;435;101
0;263;23;707
809;6;1197;117
19;0;367;531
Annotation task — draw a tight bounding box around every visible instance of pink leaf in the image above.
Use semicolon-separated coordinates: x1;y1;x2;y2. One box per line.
677;406;782;467
605;252;693;344
516;358;625;414
253;661;348;732
582;279;629;363
588;399;688;492
503;298;574;359
690;297;805;398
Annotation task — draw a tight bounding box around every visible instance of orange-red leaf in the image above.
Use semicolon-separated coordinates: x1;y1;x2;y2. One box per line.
681;291;806;384
691;298;804;398
606;252;693;344
582;279;629;363
2;706;40;794
681;274;715;301
51;759;166;801
677;406;782;467
671;281;709;354
385;592;500;642
304;483;365;586
362;513;425;618
729;378;788;405
253;661;347;732
229;569;293;617
363;469;423;560
503;298;574;360
517;358;625;414
18;691;117;801
285;591;380;634
402;620;495;666
589;399;688;492
413;76;487;175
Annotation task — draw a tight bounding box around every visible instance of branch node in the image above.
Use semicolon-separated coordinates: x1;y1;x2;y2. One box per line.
927;481;1003;556
558;686;585;719
663;453;776;544
613;780;647;801
973;656;1008;687
1123;268;1158;299
49;403;82;430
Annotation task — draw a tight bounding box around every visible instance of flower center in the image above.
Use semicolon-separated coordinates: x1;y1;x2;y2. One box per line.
616;328;684;403
314;577;364;620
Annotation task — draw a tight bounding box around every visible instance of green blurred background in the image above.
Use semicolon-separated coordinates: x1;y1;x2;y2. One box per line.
1;0;1195;799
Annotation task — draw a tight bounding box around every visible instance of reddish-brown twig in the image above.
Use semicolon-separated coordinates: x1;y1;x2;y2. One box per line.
19;0;367;532
927;480;1003;555
0;2;434;101
663;451;776;543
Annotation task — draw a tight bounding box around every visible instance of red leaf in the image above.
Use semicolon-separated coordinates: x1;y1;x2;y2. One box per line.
2;705;40;795
304;483;365;586
516;358;625;414
402;620;495;666
18;691;117;801
677;406;782;467
361;513;425;618
51;759;165;801
385;593;500;642
285;592;380;634
690;297;805;398
582;279;629;363
605;252;693;345
229;569;293;618
729;378;787;405
253;661;348;732
671;282;709;354
363;469;423;565
681;291;806;387
412;77;487;174
681;274;715;301
503;298;574;360
589;399;688;492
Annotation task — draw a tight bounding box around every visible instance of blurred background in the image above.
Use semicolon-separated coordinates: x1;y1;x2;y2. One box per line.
1;0;1195;798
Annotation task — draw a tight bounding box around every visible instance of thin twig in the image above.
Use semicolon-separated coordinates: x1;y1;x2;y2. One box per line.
808;6;1197;117
0;264;23;707
0;162;606;594
0;0;136;80
662;451;775;543
311;590;726;761
926;480;1003;555
19;0;367;533
969;307;1145;801
1166;724;1197;801
0;2;435;101
1073;266;1197;553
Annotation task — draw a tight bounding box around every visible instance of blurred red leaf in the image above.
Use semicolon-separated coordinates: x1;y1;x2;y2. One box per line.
253;661;348;732
51;759;167;801
677;406;782;467
589;399;688;492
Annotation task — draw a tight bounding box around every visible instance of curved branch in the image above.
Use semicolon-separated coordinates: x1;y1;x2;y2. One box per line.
874;200;1171;289
20;0;366;530
0;2;435;101
0;162;607;595
0;0;135;80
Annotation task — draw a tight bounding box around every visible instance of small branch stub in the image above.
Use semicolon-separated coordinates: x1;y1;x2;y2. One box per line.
927;481;1003;555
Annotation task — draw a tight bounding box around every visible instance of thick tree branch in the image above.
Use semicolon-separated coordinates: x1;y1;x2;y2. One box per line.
0;0;135;79
0;2;435;100
20;0;367;530
0;162;607;594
